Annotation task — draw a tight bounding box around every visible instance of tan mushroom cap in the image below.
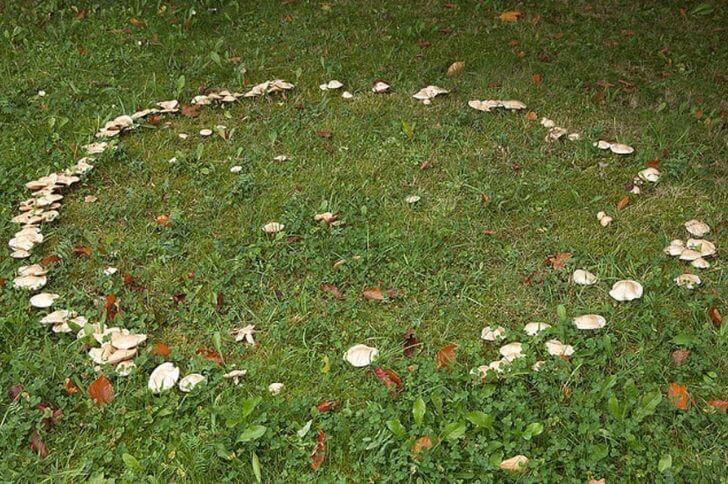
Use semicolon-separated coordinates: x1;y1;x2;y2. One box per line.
678;249;702;261
268;382;285;395
638;167;660;183
343;344;379;367
111;332;148;350
664;239;685;256
223;369;248;385
262;222;285;234
412;85;449;101
372;81;390;93
545;339;574;356
14;274;47;290
609;143;634;155
40;309;76;325
319;80;344;91
18;264;46;277
573;314;606;330
523;322;550;336
674;273;701;289
609;280;643;301
572;269;597;285
499;342;525;361
500;455;529;473
179;373;206;392
684;219;710;237
691;258;710;269
686;239;715;257
148;362;180;393
480;326;506;341
231;324;256;345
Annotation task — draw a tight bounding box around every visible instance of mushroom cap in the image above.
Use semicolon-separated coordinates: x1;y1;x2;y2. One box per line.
341;91;354;99
540;117;556;128
321;80;343;90
684;219;710;237
572;269;597;285
474;359;510;376
678;248;702;261
273;155;289;162
223;369;248;385
691;258;710;269
609;280;643;301
545;339;574;356
30;293;59;308
230;165;242;174
573;314;607;330
523;322;551;336
40;310;75;325
111;332;148;350
372;81;390;93
674;273;701;289
638;167;660;183
412;85;449;101
199;129;213;137
262;222;285;234
13;274;47;290
501;100;527;110
594;140;612;150
480;326;506;341
499;342;525;361
179;373;206;392
664;240;685;256
500;455;529;473
343;344;379;367
268;382;285;395
405;195;421;204
686;239;715;257
148;362;180;393
116;360;136;376
609;143;634;155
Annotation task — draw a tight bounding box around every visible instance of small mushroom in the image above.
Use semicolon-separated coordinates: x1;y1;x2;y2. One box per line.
405;195;421;204
40;310;75;325
499;455;529;474
638;167;660;183
372;81;390;93
594;140;612;150
684;219;710;237
545;339;574;357
573;314;606;330
597;211;613;227
273;155;289;162
230;165;243;174
523;322;550;336
481;326;506;341
341;91;354;99
609;280;643;301
674;274;701;289
111;332;147;350
691;258;710;269
148;362;180;393
231;324;256;345
343;344;379;367
319;80;343;91
314;212;338;224
268;382;284;395
609;143;634;155
499;342;525;361
572;269;597;285
262;222;285;234
13;274;47;291
412;85;449;103
686;239;715;257
540;117;556;128
30;293;59;308
664;239;684;256
223;369;247;385
474;358;510;377
199;129;213;137
179;374;206;392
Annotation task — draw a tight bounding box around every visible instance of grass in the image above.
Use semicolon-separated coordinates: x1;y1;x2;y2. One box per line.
1;0;726;481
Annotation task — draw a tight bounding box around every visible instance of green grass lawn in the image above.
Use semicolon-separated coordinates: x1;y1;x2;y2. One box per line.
1;1;726;481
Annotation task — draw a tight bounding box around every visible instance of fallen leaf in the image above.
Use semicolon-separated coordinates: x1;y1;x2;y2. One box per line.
155;214;171;226
616;196;630;210
29;431;48;458
122;273;145;291
447;61;465;77
315;130;332;139
482;229;496;235
499;10;523;22
417;39;431;49
403;328;420;358
480;193;491;205
196;347;224;365
0;278;5;288
362;287;385;301
531;74;542;86
645;159;661;169
104;294;119;320
671;349;690;366
73;245;92;257
668;383;691;411
36;403;63;428
707;400;728;413
319;283;344;300
8;384;23;402
316;400;337;413
64;378;80;395
311;431;327;471
40;255;62;267
545;252;572;270
436;343;458;370
172;293;186;304
180;104;201;118
215;291;225;314
373;368;403;395
129;17;145;28
75;9;86;20
708;307;722;327
150;342;171;359
88;375;114;407
411;436;433;457
525;111;538;121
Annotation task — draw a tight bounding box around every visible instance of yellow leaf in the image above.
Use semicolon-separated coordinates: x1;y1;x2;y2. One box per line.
499;11;523;22
447;61;465;77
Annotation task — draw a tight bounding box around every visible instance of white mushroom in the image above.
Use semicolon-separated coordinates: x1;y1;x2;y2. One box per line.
531;361;544;371
499;342;525;362
609;143;634;155
474;358;510;376
30;293;59;308
104;267;118;276
199;129;213;137
40;310;75;325
268;382;284;395
597;211;613;227
572;269;597;285
405;195;421;204
686;239;715;257
148;362;180;393
341;91;354;99
674;274;701;289
230;165;242;174
545;339;574;357
273;155;289;162
179;374;206;392
262;222;285;234
372;81;390;93
231;324;256;345
13;275;47;291
480;326;506;341
343;344;379;367
223;369;247;385
540;117;556;128
523;322;550;336
111;332;147;350
319;80;343;91
691;258;710;269
609;280;643;301
664;240;685;256
500;455;529;474
638;167;660;183
684;219;710;237
412;85;449;102
572;314;606;330
678;249;702;261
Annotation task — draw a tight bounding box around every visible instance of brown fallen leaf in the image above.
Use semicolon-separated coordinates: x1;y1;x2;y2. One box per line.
64;378;80;395
439;27;453;35
616;196;630;210
436;343;458;370
373;368;403;395
151;342;172;358
195;347;224;365
73;245;92;257
180;104;201;118
411;435;433;457
480;193;491;205
215;291;225;314
668;383;691;411
155;214;171;227
311;431;327;471
88;375;114;407
499;10;523;22
0;278;5;288
40;255;62;267
36;403;63;428
8;384;23;402
172;293;186;304
708;307;722;327
104;294;119;320
403;328;420;358
30;431;48;458
531;73;543;86
122;273;145;291
482;229;496;236
316;400;337;413
545;252;572;270
129;17;145;28
707;400;728;413
645;159;661;169
447;61;465;77
671;349;690;366
315;130;333;139
321;284;344;300
362;287;385;302
525;111;538;121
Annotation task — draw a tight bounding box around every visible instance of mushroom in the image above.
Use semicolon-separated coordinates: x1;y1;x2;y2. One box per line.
691;258;710;269
531;361;544;371
674;274;700;289
664;239;685;256
638;167;660;183
540;117;556;129
523;322;550;336
13;275;47;291
684;219;710;237
545;127;568;142
179;374;206;392
609;143;634;155
223;369;247;385
231;324;256;345
273;155;289;162
609;280;643;301
405;195;421;204
314;212;338;224
480;326;506;341
319;80;344;91
678;249;702;261
111;332;147;350
372;81;390;93
148;362;180;393
157;100;179;112
499;342;525;361
572;269;597;285
412;85;449;103
474;358;510;376
199;129;213;137
499;455;529;474
30;293;59;308
343;344;379;367
572;314;606;330
40;310;75;325
594;140;611;150
230;165;242;174
686;239;715;257
341;91;354;99
116;360;136;376
268;382;284;395
597;211;613;227
262;222;285;234
545;339;574;357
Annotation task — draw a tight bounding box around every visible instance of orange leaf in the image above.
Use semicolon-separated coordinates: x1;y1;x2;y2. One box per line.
645;159;661;169
155;214;171;226
373;368;403;395
40;255;62;267
195;347;223;365
362;287;385;301
436;343;458;370
403;328;420;358
545;252;572;270
411;435;433;457
129;17;145;28
311;431;327;471
104;294;119;320
708;307;722;327
151;342;171;358
616;196;630;210
316;400;337;413
88;375;114;406
320;284;344;300
64;378;80;395
707;400;728;413
180;104;201;118
525;111;538;121
668;383;691;410
531;74;542;86
499;10;523;22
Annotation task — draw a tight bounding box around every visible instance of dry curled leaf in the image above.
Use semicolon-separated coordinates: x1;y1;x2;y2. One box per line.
531;73;542;86
707;400;728;413
412;436;433;457
196;347;224;365
668;383;691;410
155;214;171;227
545;252;572;270
499;10;523;22
73;245;92;257
373;367;403;395
403;328;420;358
436;343;458;370
30;431;48;458
64;378;80;395
180;104;201;118
88;375;114;407
316;400;337;413
8;384;23;402
40;255;62;267
447;61;465;77
315;130;332;139
311;431;327;471
104;294;119;320
708;307;722;327
321;284;344;300
151;342;172;358
616;196;630;210
362;287;384;301
129;17;145;28
671;349;690;366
